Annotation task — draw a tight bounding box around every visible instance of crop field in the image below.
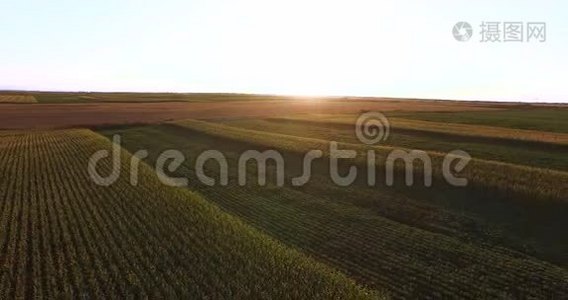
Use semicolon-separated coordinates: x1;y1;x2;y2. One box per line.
3;91;550;107
100;120;568;298
0;95;37;103
1;93;567;298
392;108;568;133
273;113;568;146
29;92;283;103
215;115;568;171
0;98;502;130
30;92;330;103
0;129;376;299
170;119;568;200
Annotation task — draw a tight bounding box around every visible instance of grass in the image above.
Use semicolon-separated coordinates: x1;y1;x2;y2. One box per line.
99;123;568;298
0;129;379;299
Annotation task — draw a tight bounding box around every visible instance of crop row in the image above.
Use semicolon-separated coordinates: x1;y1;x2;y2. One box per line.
273;114;568;146
0;129;377;299
108;124;568;299
172;119;568;202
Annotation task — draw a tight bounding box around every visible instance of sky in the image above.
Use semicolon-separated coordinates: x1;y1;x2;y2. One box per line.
0;0;567;102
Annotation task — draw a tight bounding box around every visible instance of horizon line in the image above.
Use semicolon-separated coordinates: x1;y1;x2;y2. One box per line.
0;88;566;105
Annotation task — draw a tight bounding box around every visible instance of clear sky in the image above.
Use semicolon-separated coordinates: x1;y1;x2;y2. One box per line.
0;0;566;102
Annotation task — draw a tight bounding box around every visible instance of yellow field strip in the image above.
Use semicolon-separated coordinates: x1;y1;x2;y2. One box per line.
0;95;37;103
276;114;568;146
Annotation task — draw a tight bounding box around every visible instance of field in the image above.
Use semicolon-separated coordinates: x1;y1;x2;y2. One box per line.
100;122;568;298
0;129;376;298
28;92;285;103
218;115;568;171
1;92;567;298
0;95;37;103
274;114;568;145
0;98;501;130
393;109;568;133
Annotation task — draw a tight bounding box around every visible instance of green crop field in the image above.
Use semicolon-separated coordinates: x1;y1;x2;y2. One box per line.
99;118;568;298
216;116;568;171
1;94;567;298
2;0;567;297
391;108;568;133
272;114;568;146
0;129;378;299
